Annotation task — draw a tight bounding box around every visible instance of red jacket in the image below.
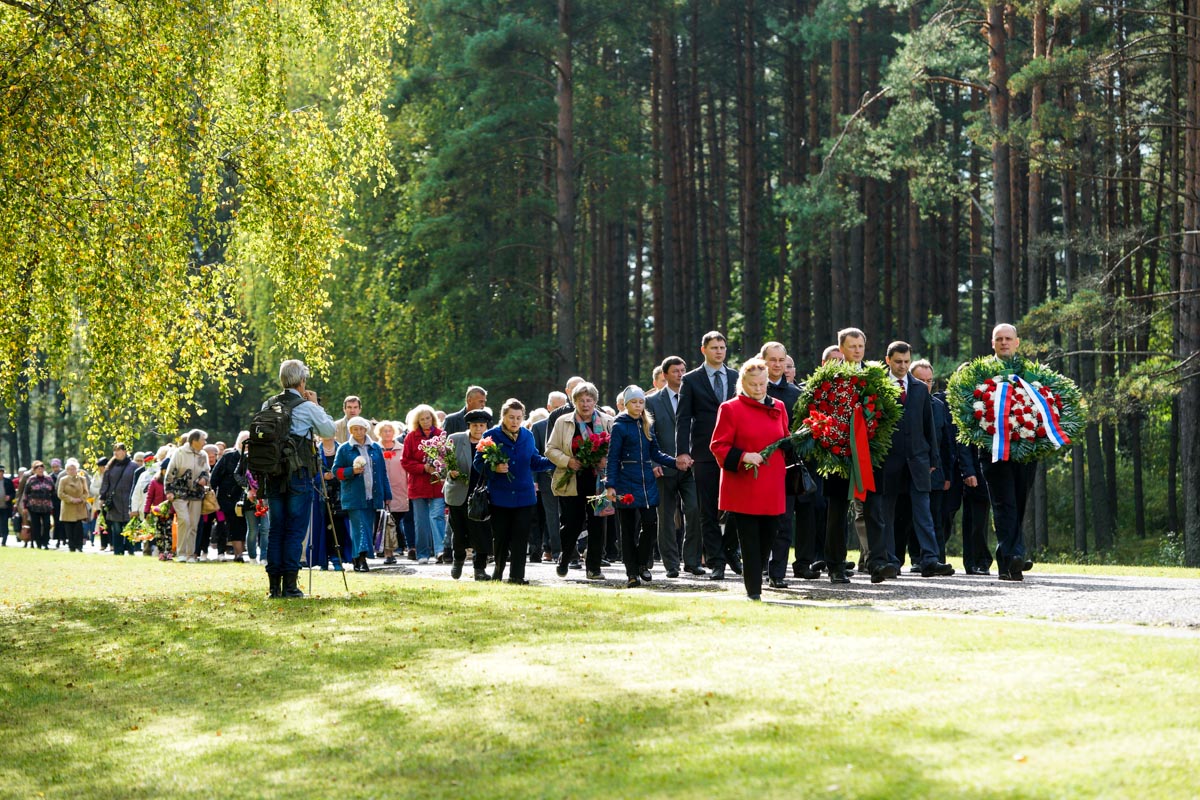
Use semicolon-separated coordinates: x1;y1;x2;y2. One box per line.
401;426;444;500
709;394;789;516
144;478;166;515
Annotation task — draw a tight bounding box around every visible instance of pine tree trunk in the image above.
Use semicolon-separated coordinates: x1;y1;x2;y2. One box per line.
988;1;1013;325
553;0;577;383
1180;0;1200;566
739;1;761;349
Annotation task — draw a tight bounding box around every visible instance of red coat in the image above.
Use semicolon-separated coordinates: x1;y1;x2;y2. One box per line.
401;427;444;500
709;394;789;516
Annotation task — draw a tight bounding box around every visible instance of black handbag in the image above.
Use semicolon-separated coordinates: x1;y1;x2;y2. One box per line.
786;460;818;497
467;482;491;522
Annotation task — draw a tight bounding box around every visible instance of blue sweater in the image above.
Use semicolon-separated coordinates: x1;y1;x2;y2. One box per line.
473;425;553;508
605;412;676;508
333;440;392;511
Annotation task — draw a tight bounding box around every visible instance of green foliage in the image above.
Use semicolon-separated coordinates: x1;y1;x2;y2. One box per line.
0;0;409;454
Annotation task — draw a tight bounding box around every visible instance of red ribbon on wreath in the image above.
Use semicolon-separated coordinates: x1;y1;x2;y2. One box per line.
847;403;875;501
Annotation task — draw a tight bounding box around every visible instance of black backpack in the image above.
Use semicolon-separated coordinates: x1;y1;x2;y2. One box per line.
245;391;308;479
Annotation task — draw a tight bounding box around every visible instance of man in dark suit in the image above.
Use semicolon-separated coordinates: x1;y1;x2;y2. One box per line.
648;356;702;577
910;359;957;562
675;330;741;580
442;386;488;436
532;391;568;561
869;341;953;578
982;323;1037;581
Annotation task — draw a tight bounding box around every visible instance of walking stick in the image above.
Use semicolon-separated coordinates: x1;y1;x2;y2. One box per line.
315;452;351;594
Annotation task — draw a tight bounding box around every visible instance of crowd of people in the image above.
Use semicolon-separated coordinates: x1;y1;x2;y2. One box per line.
0;323;1038;602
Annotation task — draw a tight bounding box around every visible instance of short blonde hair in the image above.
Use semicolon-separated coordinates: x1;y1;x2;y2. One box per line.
736;357;769;395
374;420;398;440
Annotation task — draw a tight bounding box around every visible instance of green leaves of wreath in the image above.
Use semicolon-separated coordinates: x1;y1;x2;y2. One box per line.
945;355;1086;463
762;361;902;479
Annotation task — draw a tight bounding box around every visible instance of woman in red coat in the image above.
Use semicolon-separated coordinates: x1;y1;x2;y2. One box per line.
709;358;790;600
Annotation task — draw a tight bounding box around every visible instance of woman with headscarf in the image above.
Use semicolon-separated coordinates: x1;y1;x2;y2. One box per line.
709;358;791;601
444;406;494;580
401;404;446;565
334;416;391;571
605;386;677;588
56;459;91;553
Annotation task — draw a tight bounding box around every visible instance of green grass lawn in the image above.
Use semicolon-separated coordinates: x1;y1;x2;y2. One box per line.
2;548;1199;799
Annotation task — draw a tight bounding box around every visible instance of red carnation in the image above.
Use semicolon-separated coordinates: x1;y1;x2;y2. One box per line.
821;381;832;392
621;493;634;505
985;410;996;422
1010;432;1021;441
819;401;832;412
985;425;996;435
973;410;984;419
973;389;983;399
1024;420;1035;430
1036;426;1047;436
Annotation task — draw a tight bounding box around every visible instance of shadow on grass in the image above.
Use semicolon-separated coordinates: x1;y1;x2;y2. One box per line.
1;586;978;800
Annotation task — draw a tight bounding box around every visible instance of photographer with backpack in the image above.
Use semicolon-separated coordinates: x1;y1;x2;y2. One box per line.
249;360;335;598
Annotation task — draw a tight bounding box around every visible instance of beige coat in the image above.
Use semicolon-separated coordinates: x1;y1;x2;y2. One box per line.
545;410;614;497
56;473;91;522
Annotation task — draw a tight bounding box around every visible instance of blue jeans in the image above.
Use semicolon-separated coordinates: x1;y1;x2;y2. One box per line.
346;507;376;557
245;508;269;560
108;519;128;555
412;497;446;560
266;470;318;576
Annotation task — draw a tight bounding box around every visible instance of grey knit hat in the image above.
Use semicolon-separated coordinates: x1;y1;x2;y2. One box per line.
623;385;646;403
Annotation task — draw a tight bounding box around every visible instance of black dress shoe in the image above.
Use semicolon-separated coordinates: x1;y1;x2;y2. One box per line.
795;566;821;580
640;569;652;582
492;568;505;581
383;556;397;565
747;594;761;601
451;561;464;580
870;563;899;583
556;563;568;577
586;570;604;580
768;578;787;589
709;568;725;581
474;570;491;581
844;561;856;573
568;560;583;570
810;560;827;573
920;562;955;577
829;570;850;584
665;569;679;579
600;559;612;567
684;565;707;576
999;555;1024;581
626;577;641;588
507;578;530;585
908;565;921;573
728;558;743;576
1023;560;1033;572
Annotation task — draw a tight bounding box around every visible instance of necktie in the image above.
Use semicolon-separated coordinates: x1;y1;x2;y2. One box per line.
671;392;679;415
713;370;725;400
897;377;907;404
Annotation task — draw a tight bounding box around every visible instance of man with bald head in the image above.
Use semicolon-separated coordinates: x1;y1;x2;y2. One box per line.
983;323;1035;582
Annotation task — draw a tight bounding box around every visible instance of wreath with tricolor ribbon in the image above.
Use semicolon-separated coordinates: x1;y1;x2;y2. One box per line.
945;355;1085;462
761;361;902;500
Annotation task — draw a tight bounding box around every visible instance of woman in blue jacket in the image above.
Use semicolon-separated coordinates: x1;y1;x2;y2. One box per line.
473;398;554;584
334;416;392;572
605;385;677;588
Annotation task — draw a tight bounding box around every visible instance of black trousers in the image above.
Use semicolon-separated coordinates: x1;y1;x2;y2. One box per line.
732;512;777;597
618;506;657;578
490;504;534;582
448;502;490;571
62;520;84;551
694;460;738;569
982;459;1035;563
961;494;993;572
558;469;606;574
826;476;889;573
29;512;51;548
769;502;795;580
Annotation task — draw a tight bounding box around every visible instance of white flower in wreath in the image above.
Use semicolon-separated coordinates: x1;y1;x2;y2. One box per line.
973;401;986;411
